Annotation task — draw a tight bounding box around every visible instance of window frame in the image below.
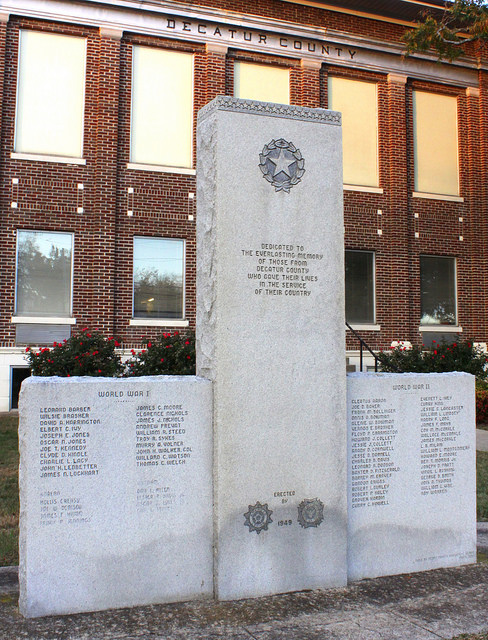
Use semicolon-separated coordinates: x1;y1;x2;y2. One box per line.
129;45;194;170
132;236;186;322
14;29;87;161
14;229;75;319
419;255;458;327
345;249;376;327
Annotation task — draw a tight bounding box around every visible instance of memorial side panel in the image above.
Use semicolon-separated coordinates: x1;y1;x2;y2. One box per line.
19;376;213;617
347;372;476;581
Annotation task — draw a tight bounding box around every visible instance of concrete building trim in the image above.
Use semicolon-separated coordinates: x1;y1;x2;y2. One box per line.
0;0;480;85
10;317;77;325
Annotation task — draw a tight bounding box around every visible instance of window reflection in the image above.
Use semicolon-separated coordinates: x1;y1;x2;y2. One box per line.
420;256;456;325
133;237;184;319
16;230;73;316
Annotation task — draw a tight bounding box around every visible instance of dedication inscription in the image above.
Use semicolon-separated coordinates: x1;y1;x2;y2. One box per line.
242;244;322;297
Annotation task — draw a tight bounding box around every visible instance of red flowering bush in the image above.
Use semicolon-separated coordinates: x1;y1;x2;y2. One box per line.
25;328;123;377
378;340;488;378
124;331;195;376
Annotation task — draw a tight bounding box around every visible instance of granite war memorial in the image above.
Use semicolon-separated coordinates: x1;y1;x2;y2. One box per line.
18;97;476;617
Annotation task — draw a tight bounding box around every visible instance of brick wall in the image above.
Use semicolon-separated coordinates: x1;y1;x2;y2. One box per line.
0;0;484;363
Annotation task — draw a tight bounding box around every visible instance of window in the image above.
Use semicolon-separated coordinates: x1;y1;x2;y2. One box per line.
345;250;375;324
15;30;86;158
131;47;193;168
328;77;378;187
133;237;185;319
413;91;459;196
234;62;290;104
16;230;73;317
10;367;30;410
420;256;457;325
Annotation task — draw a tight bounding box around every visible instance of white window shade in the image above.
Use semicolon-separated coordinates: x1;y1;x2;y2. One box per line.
131;47;193;168
234;62;290;104
413;91;459;196
15;31;86;158
328;77;378;187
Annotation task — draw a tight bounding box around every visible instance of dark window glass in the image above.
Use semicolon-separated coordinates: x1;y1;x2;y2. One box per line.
11;368;30;410
420;256;456;325
133;237;184;319
345;251;374;324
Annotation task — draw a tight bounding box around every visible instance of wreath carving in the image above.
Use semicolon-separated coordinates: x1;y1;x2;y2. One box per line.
259;138;305;193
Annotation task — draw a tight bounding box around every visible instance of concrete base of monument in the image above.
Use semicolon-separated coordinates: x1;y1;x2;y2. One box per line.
3;563;488;638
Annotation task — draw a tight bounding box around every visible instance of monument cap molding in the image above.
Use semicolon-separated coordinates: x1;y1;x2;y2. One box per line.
198;96;341;125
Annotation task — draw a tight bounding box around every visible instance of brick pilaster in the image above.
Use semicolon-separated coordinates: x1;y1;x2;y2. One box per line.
205;43;227;101
463;86;483;338
384;73;411;344
476;73;488;340
0;14;16;346
300;58;321;107
92;27;122;336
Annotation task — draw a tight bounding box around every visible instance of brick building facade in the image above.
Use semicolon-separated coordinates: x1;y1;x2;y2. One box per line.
0;0;485;409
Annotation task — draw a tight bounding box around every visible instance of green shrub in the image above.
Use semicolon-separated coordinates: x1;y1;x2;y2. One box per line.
477;451;488;521
25;328;123;377
124;331;195;376
477;389;488;427
378;340;488;378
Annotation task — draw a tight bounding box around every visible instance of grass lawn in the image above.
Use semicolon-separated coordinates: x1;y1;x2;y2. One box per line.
0;413;19;566
0;415;487;567
477;451;488;521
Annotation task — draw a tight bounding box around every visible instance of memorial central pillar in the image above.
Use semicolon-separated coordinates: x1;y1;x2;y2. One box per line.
196;96;347;600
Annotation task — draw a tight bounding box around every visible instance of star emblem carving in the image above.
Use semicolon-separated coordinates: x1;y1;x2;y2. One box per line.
269;150;295;178
259;139;305;193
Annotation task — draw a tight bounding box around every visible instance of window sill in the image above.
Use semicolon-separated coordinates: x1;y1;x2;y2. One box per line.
344;185;383;194
347;324;381;332
129;319;189;328
127;163;195;176
11;152;86;165
412;192;463;203
11;316;76;325
419;325;462;333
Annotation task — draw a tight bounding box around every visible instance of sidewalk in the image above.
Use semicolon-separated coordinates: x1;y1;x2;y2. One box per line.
477;428;488;452
0;559;487;640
